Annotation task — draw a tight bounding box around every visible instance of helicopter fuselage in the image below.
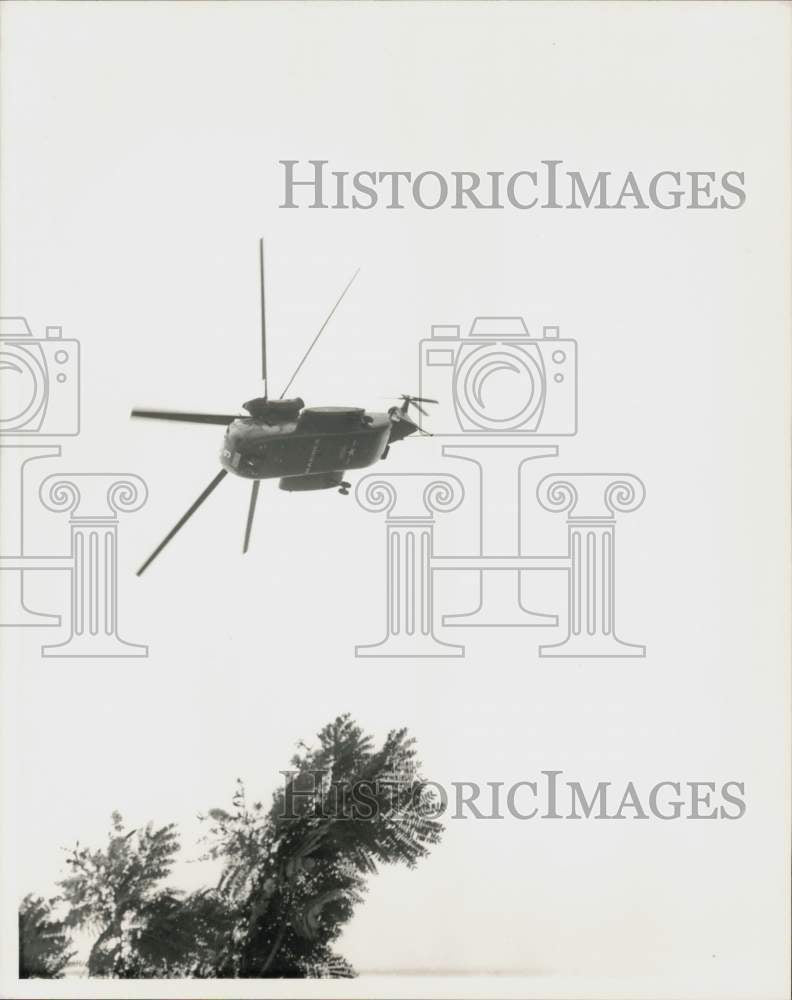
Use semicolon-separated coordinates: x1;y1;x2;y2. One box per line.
220;404;397;491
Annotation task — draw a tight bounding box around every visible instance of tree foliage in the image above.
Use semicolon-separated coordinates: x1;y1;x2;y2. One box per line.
18;894;75;979
20;715;442;979
57;811;184;976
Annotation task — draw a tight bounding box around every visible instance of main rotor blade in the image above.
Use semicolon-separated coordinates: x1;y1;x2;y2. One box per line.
378;396;439;403
131;409;237;425
259;238;268;394
136;469;228;576
242;480;260;554
279;267;360;399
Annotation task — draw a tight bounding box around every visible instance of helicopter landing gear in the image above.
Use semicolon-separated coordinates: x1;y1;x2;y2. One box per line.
338;481;351;496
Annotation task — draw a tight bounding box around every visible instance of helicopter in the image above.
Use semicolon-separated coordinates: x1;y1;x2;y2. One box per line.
132;240;435;575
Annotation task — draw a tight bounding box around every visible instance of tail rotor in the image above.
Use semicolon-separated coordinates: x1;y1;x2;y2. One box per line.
386;394;437;438
396;394;437;417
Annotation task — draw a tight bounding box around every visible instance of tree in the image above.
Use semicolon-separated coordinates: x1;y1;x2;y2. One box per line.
18;894;75;979
58;811;184;976
21;715;442;979
201;714;443;977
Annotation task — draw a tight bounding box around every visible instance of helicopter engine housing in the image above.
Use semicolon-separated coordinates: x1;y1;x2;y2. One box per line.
297;406;368;431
